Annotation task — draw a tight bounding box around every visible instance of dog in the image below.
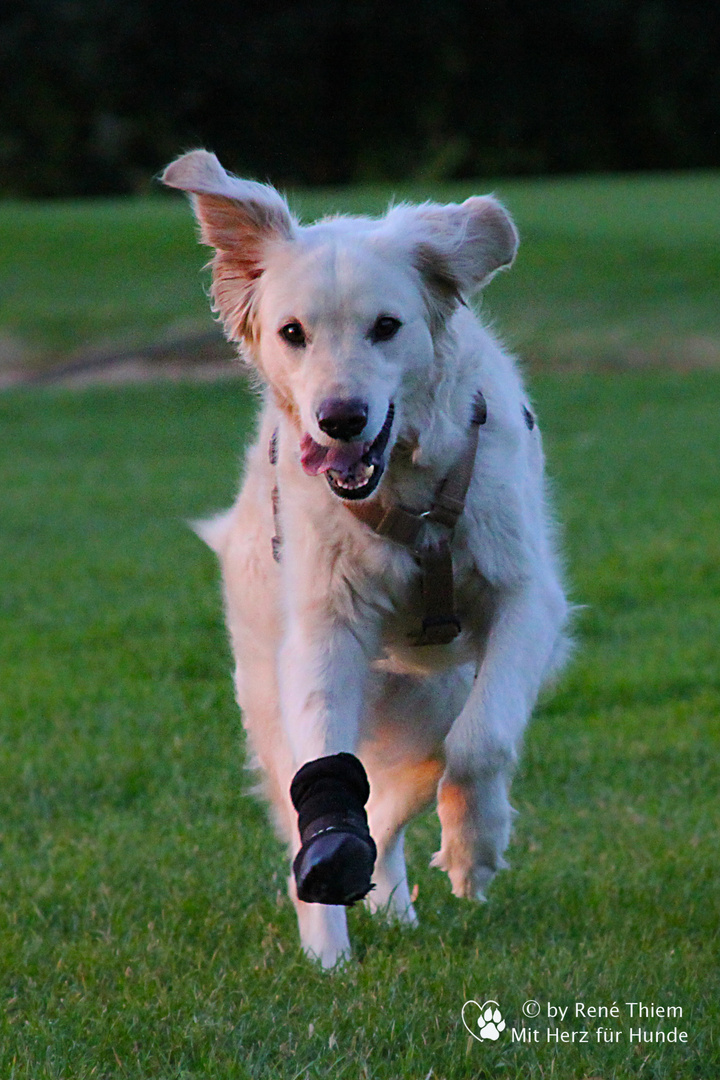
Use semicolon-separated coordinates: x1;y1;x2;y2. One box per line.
162;150;569;967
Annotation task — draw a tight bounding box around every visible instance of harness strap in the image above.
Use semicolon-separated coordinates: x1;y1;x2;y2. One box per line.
427;391;487;529
412;538;461;645
269;431;282;563
348;390;487;646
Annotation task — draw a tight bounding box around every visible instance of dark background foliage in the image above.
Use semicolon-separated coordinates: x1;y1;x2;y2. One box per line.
2;0;719;197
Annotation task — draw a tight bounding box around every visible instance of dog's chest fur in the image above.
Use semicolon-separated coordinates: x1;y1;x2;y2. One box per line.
272;420;501;676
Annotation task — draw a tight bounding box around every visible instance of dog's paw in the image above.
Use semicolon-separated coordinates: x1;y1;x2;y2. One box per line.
294;830;376;906
293;885;352;969
291;753;376;906
365;887;419;926
430;845;506;901
433;778;510;900
303;939;352;970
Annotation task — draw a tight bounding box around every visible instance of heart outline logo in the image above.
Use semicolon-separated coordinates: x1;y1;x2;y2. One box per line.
462;999;506;1041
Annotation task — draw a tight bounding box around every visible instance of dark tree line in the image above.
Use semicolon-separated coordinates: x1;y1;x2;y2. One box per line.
1;0;719;197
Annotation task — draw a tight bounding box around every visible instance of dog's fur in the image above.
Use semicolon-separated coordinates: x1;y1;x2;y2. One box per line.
163;150;569;967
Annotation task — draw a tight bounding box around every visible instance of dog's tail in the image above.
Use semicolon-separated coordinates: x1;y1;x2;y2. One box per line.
188;509;234;555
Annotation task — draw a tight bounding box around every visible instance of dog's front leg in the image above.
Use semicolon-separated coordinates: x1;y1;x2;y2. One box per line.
279;609;379;963
280;614;371;762
432;580;567;899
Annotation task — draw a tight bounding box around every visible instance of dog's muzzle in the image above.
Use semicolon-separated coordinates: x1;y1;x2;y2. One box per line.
299;403;395;500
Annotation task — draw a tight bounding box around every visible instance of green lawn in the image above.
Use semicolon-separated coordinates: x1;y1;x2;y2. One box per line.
1;371;718;1079
1;171;720;369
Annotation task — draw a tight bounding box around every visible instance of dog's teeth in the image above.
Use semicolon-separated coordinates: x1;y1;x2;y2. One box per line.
328;463;375;490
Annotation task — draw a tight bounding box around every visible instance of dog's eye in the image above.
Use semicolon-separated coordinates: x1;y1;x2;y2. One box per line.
370;315;402;343
279;321;307;347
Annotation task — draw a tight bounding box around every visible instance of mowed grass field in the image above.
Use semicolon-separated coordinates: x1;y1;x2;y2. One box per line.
1;176;719;1078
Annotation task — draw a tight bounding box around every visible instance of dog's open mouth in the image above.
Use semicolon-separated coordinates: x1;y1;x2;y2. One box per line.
300;404;395;500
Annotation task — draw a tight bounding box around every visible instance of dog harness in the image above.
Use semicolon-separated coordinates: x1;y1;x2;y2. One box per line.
270;391;488;647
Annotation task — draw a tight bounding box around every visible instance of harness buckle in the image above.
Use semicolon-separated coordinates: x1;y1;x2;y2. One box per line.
410;614;462;647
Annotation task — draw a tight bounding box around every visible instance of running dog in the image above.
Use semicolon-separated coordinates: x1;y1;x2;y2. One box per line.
163;151;569;967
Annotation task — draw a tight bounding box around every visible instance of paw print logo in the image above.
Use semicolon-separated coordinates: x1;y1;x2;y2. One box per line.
462;999;506;1042
478;1003;506;1040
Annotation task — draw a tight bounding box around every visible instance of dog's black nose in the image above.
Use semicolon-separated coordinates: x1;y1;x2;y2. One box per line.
316;398;369;441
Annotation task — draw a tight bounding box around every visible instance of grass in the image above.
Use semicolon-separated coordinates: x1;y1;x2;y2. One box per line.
1;369;719;1079
1;170;720;368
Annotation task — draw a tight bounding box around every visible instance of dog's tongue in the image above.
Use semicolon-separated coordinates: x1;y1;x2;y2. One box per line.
300;433;367;476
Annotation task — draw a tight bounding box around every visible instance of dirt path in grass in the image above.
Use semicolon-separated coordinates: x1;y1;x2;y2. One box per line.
0;331;243;389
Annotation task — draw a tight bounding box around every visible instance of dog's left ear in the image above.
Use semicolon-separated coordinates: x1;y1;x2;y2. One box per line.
162;150;295;341
386;196;518;317
413;196;519;295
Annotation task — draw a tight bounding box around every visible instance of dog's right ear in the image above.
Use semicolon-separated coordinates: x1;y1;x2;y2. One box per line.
161;150;295;341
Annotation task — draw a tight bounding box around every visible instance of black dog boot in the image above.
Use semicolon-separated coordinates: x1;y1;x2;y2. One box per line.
290;752;376;905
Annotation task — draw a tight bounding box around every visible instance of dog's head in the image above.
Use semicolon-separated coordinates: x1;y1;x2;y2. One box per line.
163;150;517;501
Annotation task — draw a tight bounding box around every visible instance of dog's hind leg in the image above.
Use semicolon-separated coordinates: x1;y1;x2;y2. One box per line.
360;667;473;920
368;830;415;922
364;756;443;923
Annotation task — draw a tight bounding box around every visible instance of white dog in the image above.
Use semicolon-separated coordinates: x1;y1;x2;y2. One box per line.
163;151;569;968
